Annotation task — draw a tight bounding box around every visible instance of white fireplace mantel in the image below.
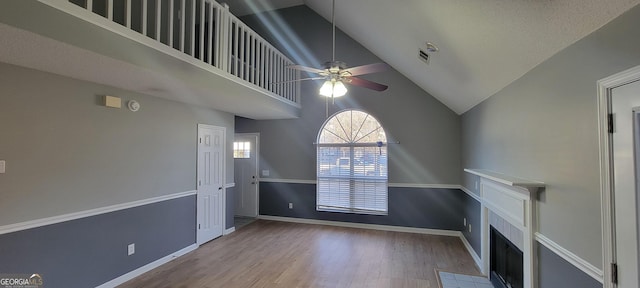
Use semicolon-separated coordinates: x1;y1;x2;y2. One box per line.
464;169;545;288
465;169;545;193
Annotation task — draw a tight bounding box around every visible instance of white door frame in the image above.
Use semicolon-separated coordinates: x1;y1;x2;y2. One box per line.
197;124;226;245
598;65;640;288
234;132;260;217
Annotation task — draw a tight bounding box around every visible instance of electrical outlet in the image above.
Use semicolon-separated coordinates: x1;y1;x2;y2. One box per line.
128;243;135;256
464;218;467;226
288;202;293;209
0;160;5;174
468;224;472;233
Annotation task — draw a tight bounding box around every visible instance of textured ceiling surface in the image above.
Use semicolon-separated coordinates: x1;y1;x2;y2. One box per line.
228;0;640;114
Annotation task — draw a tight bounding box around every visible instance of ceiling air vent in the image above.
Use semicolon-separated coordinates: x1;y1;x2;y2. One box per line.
419;49;430;64
419;42;438;65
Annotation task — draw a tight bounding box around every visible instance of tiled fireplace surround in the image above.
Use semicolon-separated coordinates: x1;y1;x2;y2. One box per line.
465;169;545;288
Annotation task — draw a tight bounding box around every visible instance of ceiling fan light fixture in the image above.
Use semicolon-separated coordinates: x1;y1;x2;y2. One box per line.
333;81;348;97
319;80;347;97
319;80;334;97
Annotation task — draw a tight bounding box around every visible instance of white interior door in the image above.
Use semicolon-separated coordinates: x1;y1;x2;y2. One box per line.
611;79;640;287
234;134;258;217
197;124;225;245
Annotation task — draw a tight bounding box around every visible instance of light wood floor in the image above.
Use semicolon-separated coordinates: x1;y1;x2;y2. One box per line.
120;220;480;288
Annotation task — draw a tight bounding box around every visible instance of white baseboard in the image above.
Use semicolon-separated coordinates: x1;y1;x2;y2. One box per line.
224;227;235;235
257;215;460;237
96;243;198;288
535;232;603;283
460;233;483;273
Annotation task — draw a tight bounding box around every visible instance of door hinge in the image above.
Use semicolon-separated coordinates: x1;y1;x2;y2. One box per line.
608;113;615;133
199;180;201;186
198;224;201;229
611;262;618;284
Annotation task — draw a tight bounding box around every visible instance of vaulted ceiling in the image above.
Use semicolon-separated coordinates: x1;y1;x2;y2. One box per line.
226;0;640;114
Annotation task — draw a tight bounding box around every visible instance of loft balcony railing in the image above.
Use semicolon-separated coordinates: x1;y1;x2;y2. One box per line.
53;0;300;105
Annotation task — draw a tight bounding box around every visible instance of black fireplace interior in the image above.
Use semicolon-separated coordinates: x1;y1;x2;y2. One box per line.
490;226;524;288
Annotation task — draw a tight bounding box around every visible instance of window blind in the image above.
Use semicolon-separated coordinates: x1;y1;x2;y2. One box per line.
317;143;388;215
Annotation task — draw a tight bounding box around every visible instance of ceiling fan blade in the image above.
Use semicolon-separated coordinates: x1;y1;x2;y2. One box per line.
342;63;389;76
272;77;325;85
347;77;389;92
287;65;326;74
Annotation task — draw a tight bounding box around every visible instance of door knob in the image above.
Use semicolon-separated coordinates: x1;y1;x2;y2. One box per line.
218;187;223;190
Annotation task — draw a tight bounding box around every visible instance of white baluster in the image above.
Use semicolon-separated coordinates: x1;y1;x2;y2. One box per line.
155;0;161;41
107;0;113;20
190;0;196;56
207;2;213;65
180;0;185;52
169;0;174;48
125;0;131;28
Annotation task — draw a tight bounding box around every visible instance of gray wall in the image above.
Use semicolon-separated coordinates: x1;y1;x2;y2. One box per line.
538;243;601;288
461;195;481;256
0;62;234;225
0;196;195;288
237;6;461;185
462;4;640;270
260;182;468;231
226;187;235;229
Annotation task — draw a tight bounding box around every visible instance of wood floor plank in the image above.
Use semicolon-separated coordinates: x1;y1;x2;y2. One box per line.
119;220;481;288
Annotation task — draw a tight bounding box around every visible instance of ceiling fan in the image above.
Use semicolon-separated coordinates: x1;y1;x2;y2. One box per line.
287;0;390;98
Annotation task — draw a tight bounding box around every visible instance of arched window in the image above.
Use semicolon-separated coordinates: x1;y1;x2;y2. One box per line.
317;110;388;215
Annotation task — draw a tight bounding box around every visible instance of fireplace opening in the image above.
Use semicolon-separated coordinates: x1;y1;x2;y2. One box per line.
490;226;524;288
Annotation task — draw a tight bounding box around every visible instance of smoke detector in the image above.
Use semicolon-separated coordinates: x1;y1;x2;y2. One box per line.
425;42;439;53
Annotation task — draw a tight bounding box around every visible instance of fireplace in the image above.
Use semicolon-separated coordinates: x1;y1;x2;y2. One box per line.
464;168;544;288
490;226;523;288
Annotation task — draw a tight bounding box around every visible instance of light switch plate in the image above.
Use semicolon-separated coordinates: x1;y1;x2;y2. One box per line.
128;243;135;256
262;170;270;176
0;160;5;174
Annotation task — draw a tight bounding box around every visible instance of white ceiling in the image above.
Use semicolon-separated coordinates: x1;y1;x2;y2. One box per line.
227;0;640;114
